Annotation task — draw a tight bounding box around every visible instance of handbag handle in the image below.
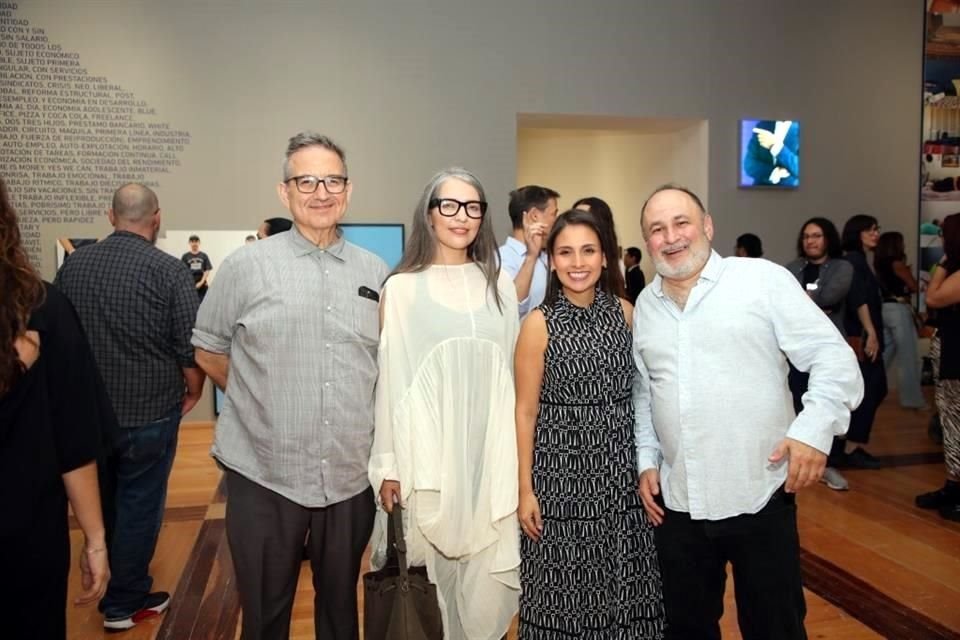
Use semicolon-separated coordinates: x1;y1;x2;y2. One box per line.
388;507;410;584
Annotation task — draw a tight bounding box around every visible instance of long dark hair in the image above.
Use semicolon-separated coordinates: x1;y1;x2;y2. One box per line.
0;176;44;395
841;214;879;254
571;196;626;297
796;217;842;259
544;209;619;307
943;213;960;274
873;231;905;267
391;168;502;311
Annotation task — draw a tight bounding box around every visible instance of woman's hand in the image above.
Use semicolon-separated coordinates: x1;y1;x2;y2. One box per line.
379;480;401;513
864;330;879;362
518;491;543;542
74;544;109;605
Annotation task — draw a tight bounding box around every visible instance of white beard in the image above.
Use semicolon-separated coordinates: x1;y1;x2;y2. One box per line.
652;242;710;280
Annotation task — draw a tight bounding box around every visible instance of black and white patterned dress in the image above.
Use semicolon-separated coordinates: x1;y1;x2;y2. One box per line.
519;290;665;639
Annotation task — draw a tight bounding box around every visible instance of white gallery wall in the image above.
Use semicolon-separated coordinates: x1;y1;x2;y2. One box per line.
516;120;709;282
2;0;923;278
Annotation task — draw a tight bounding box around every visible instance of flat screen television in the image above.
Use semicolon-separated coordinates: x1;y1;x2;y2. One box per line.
739;119;800;188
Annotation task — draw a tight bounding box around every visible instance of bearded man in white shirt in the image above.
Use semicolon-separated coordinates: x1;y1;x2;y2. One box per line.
631;185;863;640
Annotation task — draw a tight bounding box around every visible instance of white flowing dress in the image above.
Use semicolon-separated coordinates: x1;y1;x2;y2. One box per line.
369;264;521;640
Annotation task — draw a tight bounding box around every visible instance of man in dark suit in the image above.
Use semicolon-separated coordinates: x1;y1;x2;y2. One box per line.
624;246;646;301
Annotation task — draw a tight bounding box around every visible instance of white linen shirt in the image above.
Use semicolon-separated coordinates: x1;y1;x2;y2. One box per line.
632;251;863;520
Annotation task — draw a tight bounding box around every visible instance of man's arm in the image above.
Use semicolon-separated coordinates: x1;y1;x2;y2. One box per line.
194;349;229;391
767;265;864;490
181;365;206;414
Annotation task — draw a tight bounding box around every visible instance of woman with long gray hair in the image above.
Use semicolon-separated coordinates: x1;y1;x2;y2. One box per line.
369;168;521;638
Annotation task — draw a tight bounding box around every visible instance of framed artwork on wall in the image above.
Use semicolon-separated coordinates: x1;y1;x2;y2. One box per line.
738;119;801;188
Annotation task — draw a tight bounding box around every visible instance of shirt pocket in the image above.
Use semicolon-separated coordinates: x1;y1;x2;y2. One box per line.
351;295;380;345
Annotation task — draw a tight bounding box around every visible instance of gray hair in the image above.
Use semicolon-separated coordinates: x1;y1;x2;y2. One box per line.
111;183;158;222
639;183;707;233
282;131;348;179
391;167;503;311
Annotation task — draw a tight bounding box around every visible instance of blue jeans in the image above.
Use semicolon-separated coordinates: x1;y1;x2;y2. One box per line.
882;302;926;408
99;406;181;618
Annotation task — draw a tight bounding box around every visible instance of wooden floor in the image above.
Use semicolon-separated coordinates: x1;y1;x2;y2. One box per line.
65;392;960;639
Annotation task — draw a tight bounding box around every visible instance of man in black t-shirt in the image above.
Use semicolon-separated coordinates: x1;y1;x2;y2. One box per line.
181;234;213;301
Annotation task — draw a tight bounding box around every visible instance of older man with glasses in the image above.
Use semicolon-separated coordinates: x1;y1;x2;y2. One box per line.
192;132;388;640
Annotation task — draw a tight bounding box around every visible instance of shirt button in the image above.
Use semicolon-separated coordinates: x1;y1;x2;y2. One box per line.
325;343;331;349
326;305;332;311
324;381;331;387
325;270;329;275
324;420;330;425
321;459;328;465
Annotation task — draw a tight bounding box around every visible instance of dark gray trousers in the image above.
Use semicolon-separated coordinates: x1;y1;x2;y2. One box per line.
224;469;375;640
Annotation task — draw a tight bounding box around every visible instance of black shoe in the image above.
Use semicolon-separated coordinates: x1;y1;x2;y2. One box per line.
939;502;960;522
103;592;171;631
917;485;960;509
844;447;882;470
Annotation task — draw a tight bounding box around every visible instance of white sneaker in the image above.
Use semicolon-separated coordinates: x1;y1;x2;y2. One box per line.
820;467;849;491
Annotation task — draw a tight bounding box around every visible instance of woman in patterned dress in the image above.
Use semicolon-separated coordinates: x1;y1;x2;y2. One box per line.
514;209;666;639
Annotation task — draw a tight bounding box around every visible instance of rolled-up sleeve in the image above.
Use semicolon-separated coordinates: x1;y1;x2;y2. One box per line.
192;253;244;354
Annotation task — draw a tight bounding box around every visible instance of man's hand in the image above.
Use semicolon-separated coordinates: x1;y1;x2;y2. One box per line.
768;438;826;493
521;211;547;255
380;480;401;513
637;469;665;526
181;389;202;416
753;127;777;150
518;490;543;542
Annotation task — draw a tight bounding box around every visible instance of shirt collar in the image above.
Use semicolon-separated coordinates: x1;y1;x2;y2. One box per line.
288;225;346;261
110;230;152;244
650;249;723;298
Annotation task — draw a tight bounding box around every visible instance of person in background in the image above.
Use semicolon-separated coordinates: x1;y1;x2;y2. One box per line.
56;183;203;631
256;216;293;239
498;185;560;319
838;215;887;470
735;232;764;258
1;176;112;638
515;209;665;638
572;196;627;298
874;231;926;410
181;235;213;301
786;217;855;491
624;246;646;302
917;213;960;522
371;168;520;639
244;234;256;245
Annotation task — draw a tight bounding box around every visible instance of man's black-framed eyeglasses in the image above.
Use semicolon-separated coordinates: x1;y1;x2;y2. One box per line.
285;174;349;195
429;198;487;219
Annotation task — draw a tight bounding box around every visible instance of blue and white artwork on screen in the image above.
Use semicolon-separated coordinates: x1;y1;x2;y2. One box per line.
214;222;405;415
739;119;801;188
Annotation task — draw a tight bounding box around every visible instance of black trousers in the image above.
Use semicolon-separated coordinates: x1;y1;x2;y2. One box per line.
653;489;807;640
224;469;375;640
848;356;887;444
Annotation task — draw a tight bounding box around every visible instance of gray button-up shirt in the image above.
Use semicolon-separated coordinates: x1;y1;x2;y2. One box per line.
192;227;388;507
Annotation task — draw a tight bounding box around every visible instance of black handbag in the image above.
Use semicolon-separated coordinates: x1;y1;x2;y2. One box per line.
363;507;443;640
